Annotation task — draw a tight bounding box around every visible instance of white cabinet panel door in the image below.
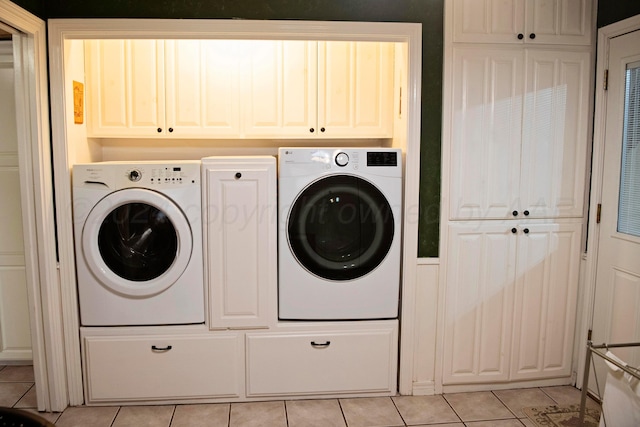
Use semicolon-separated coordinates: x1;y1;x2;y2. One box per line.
203;157;277;329
242;41;317;137
165;40;242;137
520;49;590;218
318;41;393;138
449;47;523;220
85;40;165;137
452;0;592;45
510;221;581;380
443;222;517;384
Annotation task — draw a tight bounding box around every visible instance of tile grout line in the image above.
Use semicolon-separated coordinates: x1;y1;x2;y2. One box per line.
168;404;177;427
490;389;521;420
388;396;408;426
109;406;123;427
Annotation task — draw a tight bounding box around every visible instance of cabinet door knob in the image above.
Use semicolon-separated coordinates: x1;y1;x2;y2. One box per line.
512;210;519;217
235;172;242;179
168;127;174;133
157;128;162;133
309;128;315;133
310;341;331;349
523;228;530;234
529;33;536;39
524;210;530;216
511;228;517;234
320;127;326;133
517;33;524;40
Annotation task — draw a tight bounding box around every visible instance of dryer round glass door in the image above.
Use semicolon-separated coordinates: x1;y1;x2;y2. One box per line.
81;188;193;297
287;175;394;280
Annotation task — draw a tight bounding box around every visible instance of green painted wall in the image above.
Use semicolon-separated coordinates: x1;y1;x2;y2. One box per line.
11;0;444;257
597;1;640;28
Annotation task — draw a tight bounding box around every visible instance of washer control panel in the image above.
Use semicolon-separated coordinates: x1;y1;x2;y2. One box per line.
73;161;201;190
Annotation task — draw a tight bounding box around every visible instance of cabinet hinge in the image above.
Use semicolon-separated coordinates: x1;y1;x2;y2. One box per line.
603;69;608;91
596;203;602;224
587;329;592;341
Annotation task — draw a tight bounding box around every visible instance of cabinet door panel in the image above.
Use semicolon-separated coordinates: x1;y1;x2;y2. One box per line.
318;41;393;138
526;0;592;45
443;223;517;384
450;47;523;220
86;40;164;137
520;50;589;218
203;158;277;329
242;41;316;137
510;221;581;380
165;40;241;136
453;0;526;44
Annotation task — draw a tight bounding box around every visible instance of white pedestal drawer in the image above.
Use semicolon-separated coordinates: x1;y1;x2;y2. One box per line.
246;327;398;397
83;333;243;403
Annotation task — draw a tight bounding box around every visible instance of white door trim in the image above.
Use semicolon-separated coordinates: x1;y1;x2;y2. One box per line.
47;19;423;402
577;13;640;390
0;0;67;412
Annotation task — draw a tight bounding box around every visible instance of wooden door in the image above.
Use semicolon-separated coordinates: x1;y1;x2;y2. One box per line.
519;49;590;218
449;46;524;220
590;29;640;397
510;220;581;380
0;40;31;361
443;222;517;384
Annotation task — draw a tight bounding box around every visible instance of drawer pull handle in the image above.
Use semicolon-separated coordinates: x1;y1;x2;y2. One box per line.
151;345;172;351
310;341;331;349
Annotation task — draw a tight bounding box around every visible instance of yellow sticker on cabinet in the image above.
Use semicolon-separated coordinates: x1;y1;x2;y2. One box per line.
73;80;84;124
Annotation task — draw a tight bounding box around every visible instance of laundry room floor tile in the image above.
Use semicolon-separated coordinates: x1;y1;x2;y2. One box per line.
340;397;405;427
286;399;346;427
13;384;37;408
229;401;287;427
171;403;230;427
464;420;526;426
0;382;33;407
494;388;557;418
55;406;119;427
0;365;35;382
392;395;460;425
540;385;601;409
112;405;175;427
443;391;515;422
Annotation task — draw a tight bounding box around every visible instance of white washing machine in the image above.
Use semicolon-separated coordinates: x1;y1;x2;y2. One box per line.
72;161;205;326
278;147;402;320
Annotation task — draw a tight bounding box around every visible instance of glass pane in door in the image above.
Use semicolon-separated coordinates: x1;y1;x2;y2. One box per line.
618;61;640;237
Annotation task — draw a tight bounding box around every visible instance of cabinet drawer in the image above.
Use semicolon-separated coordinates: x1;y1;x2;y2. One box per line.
83;333;243;402
246;329;397;396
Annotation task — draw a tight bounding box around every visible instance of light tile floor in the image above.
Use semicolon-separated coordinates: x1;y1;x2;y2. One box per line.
0;365;601;426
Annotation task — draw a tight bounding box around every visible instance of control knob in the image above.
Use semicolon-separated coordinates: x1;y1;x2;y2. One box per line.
335;152;349;167
128;169;142;182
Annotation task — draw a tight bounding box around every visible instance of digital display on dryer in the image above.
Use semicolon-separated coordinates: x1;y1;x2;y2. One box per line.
367;151;397;166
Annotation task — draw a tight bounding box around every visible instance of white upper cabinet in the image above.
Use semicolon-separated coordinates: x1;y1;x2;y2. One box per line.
317;41;394;138
452;0;592;46
243;41;394;138
85;39;242;138
85;39;393;139
242;41;318;138
449;46;589;220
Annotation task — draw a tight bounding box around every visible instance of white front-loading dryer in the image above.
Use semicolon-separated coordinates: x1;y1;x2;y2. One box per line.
278;147;402;320
72;161;204;326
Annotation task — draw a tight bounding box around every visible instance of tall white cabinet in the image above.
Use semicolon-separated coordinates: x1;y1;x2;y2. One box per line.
442;0;592;387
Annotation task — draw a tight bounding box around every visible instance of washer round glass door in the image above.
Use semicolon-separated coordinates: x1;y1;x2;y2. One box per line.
287;175;394;280
82;188;192;297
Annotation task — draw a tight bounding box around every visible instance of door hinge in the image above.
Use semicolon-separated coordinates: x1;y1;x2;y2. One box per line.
587;329;592;341
603;69;608;90
596;203;602;224
398;86;402;116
